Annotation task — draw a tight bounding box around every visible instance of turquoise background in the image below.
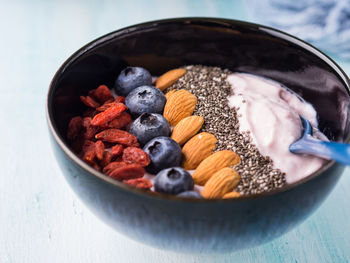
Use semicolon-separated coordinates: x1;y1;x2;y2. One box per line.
1;0;349;262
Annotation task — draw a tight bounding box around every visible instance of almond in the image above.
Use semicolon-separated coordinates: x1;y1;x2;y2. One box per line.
171;116;204;145
156;68;187;91
201;168;240;199
181;132;217;169
165;89;176;100
192;150;240;186
163;89;197;126
223;191;241;199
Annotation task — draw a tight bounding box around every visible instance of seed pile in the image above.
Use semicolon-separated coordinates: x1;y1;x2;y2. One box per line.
165;65;286;195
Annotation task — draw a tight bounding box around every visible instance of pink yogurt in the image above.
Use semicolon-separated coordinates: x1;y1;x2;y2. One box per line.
227;73;326;184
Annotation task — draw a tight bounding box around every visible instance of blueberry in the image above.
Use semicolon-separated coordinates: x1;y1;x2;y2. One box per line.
177;191;203;198
125;85;166;117
143;137;182;174
115;67;152;96
154;167;194;195
129;113;170;146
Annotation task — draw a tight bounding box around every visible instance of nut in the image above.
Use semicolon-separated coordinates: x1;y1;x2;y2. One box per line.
192;150;240;185
156;68;187;91
165;89;176;100
181;132;217;169
163;89;197;126
201;168;240;199
223;191;241;199
171;116;204;145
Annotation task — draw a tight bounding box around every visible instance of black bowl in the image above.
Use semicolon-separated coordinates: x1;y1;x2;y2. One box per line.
47;17;350;253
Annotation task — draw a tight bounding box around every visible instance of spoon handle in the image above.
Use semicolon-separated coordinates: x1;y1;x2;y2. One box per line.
289;135;350;165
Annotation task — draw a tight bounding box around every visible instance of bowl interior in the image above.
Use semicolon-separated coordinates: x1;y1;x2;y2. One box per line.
48;17;350;174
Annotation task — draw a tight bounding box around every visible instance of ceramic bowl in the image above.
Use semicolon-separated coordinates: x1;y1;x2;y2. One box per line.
46;17;350;253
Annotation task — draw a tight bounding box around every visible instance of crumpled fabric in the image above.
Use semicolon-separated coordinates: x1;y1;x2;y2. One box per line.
246;0;350;59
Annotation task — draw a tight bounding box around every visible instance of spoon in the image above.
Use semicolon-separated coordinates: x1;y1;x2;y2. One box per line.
289;116;350;165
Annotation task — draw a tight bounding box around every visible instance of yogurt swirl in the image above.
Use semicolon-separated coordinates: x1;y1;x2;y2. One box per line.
227;73;326;184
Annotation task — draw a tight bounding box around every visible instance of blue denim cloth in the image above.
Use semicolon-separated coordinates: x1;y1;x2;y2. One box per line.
246;0;350;59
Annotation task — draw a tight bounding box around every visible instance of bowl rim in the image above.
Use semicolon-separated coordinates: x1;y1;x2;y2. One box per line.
46;16;350;203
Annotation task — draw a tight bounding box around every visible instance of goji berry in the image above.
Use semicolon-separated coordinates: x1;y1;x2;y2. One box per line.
108;112;132;129
103;161;129;175
86;127;99;140
99;151;113;167
91;104;127;126
114;156;124;162
67;116;82;140
115;96;125;104
82;140;96;164
95;140;105;160
111;144;124;157
82;117;92;127
80;95;100;108
95;129;139;147
67;84;147;183
82;117;99;140
89;85;114;104
123;178;152;190
96;101;118;112
108;164;145;181
122;147;150;167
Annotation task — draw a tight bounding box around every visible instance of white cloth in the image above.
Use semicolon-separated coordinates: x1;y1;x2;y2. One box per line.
246;0;350;59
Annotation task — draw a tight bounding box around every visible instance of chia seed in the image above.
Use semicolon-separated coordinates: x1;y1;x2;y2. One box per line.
165;65;286;195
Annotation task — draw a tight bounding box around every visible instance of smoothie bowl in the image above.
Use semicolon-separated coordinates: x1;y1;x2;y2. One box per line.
46;18;350;253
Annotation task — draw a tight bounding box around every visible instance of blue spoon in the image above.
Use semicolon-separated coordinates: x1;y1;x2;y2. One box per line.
289;116;350;165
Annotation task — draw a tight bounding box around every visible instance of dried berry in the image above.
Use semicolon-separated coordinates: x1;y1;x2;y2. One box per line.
91;104;127;126
96;102;117;112
122;147;150;167
95;140;105;160
82;117;92;127
104;98;115;104
82;117;99;140
85;126;98;140
82;140;96;164
80;95;100;108
108;164;145;181
111;144;124;157
95;129;139;147
67;116;83;140
115;96;126;104
103;161;129;175
108;112;132;129
123;178;152;190
99;151;113;167
89;85;114;103
114;156;124;162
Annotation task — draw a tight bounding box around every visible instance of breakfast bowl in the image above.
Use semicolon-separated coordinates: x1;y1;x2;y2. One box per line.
46;17;350;253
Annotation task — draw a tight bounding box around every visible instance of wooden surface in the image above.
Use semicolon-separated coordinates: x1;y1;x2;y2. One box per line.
1;0;349;262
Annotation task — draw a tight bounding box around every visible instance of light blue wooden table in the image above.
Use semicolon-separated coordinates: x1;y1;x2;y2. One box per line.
1;1;349;262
